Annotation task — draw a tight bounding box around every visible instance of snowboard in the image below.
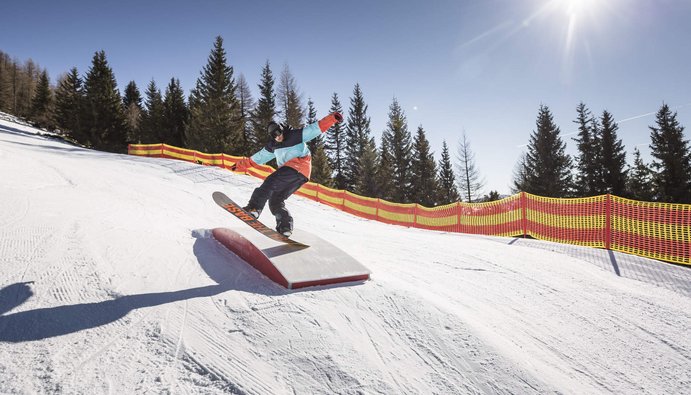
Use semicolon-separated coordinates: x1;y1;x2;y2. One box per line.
212;191;308;248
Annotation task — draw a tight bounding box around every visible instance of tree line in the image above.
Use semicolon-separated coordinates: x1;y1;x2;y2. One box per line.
2;36;689;205
512;103;691;204
0;37;464;207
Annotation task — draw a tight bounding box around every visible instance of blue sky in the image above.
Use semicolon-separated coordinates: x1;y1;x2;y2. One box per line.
2;0;690;194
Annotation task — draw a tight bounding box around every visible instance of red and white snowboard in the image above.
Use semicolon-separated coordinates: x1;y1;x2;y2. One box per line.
212;191;308;248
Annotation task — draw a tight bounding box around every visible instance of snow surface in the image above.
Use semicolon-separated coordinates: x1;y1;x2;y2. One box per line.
1;115;690;394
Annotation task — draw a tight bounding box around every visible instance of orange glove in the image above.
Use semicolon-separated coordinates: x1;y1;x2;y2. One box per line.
231;157;256;172
318;112;343;132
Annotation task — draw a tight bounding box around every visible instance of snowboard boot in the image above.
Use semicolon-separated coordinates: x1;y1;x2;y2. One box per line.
275;215;294;237
242;206;261;219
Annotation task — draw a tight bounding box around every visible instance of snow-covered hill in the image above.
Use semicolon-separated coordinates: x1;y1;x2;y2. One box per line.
1;116;689;394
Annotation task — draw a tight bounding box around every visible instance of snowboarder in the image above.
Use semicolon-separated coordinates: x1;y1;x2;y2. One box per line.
232;112;343;237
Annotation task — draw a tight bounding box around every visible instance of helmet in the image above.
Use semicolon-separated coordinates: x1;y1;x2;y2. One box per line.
267;121;282;139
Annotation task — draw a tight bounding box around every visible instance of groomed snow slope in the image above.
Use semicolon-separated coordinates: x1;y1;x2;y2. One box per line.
1;116;689;394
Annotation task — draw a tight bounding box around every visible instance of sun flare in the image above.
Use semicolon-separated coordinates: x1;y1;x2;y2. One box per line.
547;0;606;82
557;0;597;16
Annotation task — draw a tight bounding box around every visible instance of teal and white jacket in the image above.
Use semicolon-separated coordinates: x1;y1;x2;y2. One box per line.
250;121;324;179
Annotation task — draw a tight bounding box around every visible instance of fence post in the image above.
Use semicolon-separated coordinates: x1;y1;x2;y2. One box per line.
605;194;612;250
457;202;461;233
521;192;528;237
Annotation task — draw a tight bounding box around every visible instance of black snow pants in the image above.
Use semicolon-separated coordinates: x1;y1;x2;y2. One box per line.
247;166;308;232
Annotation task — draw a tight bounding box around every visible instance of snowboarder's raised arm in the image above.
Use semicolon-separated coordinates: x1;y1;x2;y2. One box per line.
301;112;343;143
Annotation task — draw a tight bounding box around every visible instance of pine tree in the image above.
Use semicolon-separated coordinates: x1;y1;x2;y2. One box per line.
141;79;164;144
123;81;142;109
186;36;241;154
354;137;379;197
251;61;277;150
437;141;460;204
54;67;84;142
0;51;11;112
277;64;304;128
409;126;440;206
480;191;501;202
30;69;54;130
381;98;412;202
162;78;188;147
521;104;573;197
311;143;334;187
325;93;347;189
456;132;486;203
82;50;126;152
0;57;43;118
512;152;529;194
1;56;16;114
122;81;143;144
15;59;38;118
344;83;372;191
572;102;601;196
10;61;21;115
236;73;257;156
305;98;333;186
374;141;395;201
598;110;628;195
626;148;654;201
305;98;319;151
648;103;691;203
9;61;20;115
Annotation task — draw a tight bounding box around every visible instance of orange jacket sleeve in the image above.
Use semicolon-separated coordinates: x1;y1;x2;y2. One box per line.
317;112;343;132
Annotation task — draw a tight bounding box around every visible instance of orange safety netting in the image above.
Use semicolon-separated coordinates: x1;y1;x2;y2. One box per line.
129;144;691;266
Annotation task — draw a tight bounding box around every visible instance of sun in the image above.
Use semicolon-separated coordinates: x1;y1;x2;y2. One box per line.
456;0;613;82
546;0;606;81
557;0;597;16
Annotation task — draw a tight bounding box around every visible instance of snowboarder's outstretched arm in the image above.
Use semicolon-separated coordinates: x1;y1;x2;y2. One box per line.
232;112;342;172
301;112;343;143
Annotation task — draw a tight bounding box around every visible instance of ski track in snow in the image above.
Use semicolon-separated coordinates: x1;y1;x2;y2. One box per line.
1;117;690;394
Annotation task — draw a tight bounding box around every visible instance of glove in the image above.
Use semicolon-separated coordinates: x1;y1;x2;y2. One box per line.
318;112;343;132
231;157;255;172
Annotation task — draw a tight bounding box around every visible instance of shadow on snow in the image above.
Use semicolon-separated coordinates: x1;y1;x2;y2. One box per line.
0;229;354;343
